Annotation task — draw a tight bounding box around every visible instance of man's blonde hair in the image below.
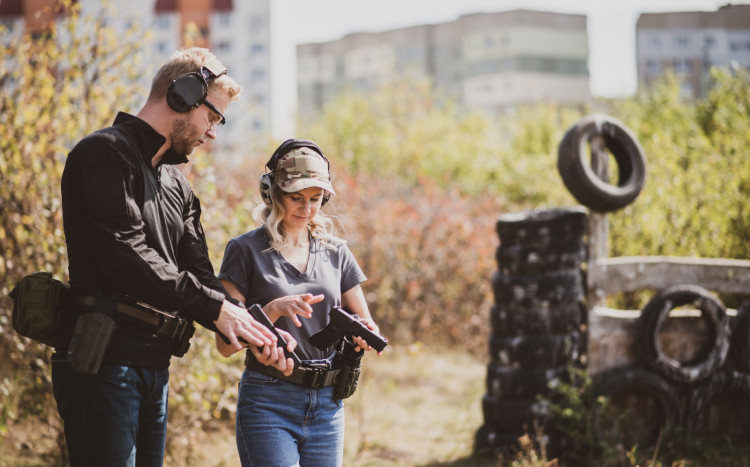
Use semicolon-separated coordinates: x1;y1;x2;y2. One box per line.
148;47;241;102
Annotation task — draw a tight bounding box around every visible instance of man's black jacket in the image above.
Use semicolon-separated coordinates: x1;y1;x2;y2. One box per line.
60;112;226;368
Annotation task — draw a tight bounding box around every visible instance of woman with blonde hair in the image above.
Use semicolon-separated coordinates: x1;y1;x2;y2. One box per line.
217;139;382;466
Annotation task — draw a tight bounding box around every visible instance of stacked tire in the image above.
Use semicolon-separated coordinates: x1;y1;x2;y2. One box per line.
591;285;750;449
475;207;588;455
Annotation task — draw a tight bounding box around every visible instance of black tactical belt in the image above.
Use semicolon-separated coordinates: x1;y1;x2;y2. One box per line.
244;351;343;389
76;295;192;341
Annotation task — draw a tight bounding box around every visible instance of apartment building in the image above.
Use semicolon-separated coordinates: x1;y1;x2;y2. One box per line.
297;9;591;118
636;4;750;98
0;0;295;150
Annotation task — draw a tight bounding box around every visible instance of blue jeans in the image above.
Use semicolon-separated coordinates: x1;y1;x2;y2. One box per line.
236;368;345;467
51;358;170;467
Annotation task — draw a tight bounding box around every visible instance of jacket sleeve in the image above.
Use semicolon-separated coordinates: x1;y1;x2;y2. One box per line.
176;193;245;331
68;136;225;323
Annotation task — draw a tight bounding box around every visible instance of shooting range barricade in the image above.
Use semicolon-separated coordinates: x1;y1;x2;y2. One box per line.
477;114;750;456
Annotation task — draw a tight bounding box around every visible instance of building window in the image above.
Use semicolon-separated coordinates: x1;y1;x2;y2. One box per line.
674;59;693;74
674;35;690;48
217;12;231;27
646;59;661;75
252;69;265;81
251;43;264;55
155;16;170;29
648;35;661;48
730;41;750;52
250;16;264;31
218;41;231;53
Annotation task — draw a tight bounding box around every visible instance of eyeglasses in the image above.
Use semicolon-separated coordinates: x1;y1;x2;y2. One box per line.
202;99;226;129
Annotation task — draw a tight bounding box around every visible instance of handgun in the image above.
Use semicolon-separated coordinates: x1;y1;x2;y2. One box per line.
218;304;301;367
309;306;388;352
247;303;301;366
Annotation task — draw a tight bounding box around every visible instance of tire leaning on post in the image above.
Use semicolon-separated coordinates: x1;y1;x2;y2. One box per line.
557;114;647;212
637;284;731;384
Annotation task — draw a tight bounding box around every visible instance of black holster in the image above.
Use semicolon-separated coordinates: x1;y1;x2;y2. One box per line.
172;320;196;357
67;295;117;375
333;338;364;400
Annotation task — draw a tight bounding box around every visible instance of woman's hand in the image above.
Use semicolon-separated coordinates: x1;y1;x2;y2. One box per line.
263;293;324;326
353;317;383;355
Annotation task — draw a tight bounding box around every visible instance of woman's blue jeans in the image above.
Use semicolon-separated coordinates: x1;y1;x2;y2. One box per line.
236;368;345;467
51;359;170;467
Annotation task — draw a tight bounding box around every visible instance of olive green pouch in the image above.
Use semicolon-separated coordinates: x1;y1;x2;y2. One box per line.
9;272;69;347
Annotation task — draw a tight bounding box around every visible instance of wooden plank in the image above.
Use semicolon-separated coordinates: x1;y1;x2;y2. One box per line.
589;256;750;296
587;305;737;375
586;211;608;307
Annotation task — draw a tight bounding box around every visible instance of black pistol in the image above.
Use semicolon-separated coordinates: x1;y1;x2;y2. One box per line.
248;303;302;366
309;306;388;352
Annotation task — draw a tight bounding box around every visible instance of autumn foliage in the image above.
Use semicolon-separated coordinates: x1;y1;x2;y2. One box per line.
1;2;750;463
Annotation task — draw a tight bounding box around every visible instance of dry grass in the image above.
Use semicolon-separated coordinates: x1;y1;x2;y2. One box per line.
342;344;490;466
185;344;496;467
1;345;499;467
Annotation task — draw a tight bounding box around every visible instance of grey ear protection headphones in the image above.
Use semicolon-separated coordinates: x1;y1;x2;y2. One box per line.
259;139;331;207
166;62;227;114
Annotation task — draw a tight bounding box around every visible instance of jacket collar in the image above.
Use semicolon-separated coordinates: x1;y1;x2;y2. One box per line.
112;112;189;166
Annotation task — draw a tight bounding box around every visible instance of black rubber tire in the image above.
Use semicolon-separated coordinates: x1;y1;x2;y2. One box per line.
482;394;553;433
557;114;647;212
686;370;750;442
488;331;582;369
490;302;584;337
730;299;750;373
637;284;730;384
492;270;584;309
495;207;587;248
591;366;683;449
496;239;587;275
486;364;568;399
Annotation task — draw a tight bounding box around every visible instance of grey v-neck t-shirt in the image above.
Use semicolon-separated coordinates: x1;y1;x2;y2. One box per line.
218;227;367;361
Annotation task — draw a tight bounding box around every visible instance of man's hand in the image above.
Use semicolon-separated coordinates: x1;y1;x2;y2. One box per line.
214;300;276;351
250;329;298;376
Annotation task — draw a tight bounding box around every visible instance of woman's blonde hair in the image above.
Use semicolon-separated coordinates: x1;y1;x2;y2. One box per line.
253;185;341;252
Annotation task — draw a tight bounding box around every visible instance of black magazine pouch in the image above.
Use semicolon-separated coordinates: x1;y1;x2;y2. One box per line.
67;295;117;375
333;338;365;400
9;272;69;347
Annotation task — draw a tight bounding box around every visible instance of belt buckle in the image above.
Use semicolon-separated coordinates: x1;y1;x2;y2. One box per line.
303;366;326;388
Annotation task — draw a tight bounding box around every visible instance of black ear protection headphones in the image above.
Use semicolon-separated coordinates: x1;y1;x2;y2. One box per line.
259;139;332;207
166;60;227;113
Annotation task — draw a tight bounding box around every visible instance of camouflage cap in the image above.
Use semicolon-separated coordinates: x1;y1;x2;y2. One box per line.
273;147;335;196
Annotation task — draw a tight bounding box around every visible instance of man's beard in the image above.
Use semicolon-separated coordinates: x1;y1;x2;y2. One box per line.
170;118;199;156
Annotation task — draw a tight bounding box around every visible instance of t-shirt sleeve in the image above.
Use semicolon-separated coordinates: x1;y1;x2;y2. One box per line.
218;238;251;299
339;243;367;294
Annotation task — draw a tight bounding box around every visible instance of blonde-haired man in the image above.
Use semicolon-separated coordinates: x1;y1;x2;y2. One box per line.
52;47;286;466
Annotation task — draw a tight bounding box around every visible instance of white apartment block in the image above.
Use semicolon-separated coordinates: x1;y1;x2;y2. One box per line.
636;4;750;98
0;0;296;152
297;9;591;118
